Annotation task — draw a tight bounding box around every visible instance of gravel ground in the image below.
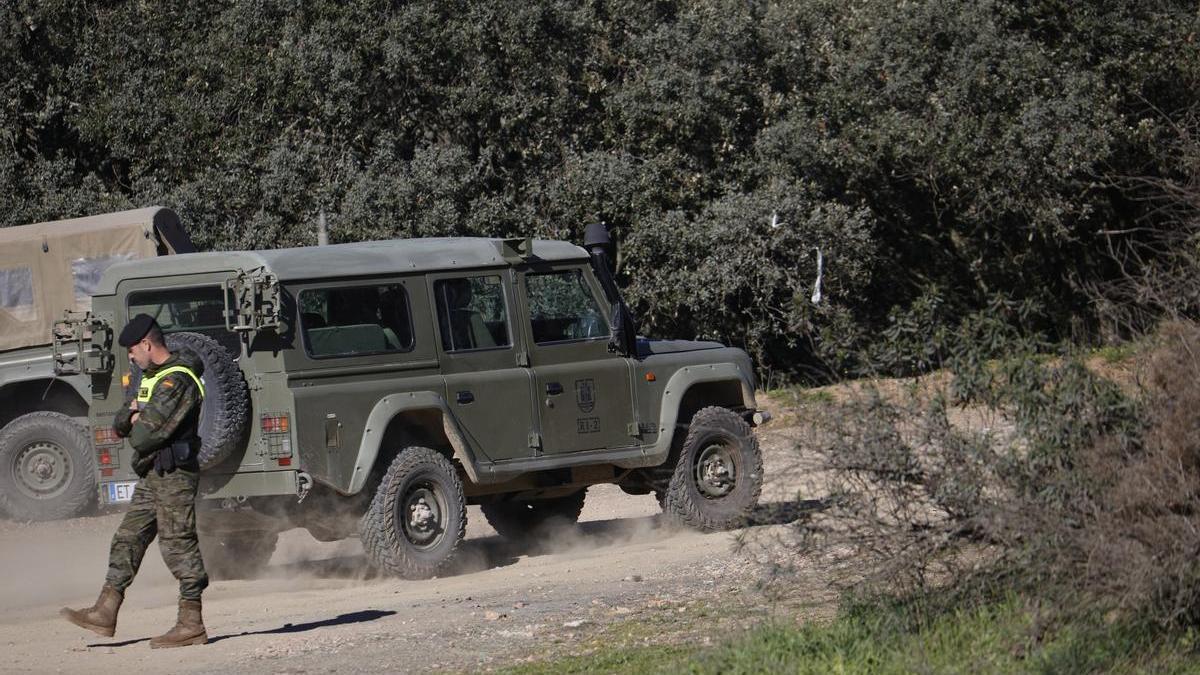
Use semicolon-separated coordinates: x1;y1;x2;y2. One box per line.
0;401;827;673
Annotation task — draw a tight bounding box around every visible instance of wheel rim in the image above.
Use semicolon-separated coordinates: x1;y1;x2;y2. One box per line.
694;440;737;499
397;480;447;550
12;440;72;501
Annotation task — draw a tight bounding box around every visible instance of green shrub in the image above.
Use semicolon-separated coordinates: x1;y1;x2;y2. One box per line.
3;1;1198;376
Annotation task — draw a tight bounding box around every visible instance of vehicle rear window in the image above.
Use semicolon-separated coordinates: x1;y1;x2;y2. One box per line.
299;284;414;358
0;267;35;321
72;254;136;307
127;286;239;356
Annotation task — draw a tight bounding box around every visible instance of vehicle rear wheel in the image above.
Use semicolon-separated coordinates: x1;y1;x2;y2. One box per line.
661;406;762;532
0;412;96;521
199;530;279;580
480;489;587;540
360;447;466;579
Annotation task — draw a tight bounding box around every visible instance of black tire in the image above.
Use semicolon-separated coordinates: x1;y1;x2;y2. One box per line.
0;412;96;521
359;447;466;579
480;489;587;540
653;489;668;510
128;331;250;469
199;530;279;580
661;406;763;532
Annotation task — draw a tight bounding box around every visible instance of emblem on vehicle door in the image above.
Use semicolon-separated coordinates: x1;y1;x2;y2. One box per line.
575;378;595;413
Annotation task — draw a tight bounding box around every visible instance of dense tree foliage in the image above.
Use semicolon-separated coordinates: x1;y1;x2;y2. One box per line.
2;0;1196;375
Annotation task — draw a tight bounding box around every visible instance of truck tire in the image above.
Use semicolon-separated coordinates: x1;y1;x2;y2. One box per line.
480;489;587;541
0;412;96;521
128;331;250;470
360;447;466;579
200;530;278;580
661;406;762;532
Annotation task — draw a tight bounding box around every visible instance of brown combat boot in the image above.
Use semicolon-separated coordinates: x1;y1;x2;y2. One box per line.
149;598;208;648
60;585;124;637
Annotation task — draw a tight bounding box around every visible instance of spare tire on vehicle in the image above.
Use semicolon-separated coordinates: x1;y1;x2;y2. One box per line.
128;331;250;469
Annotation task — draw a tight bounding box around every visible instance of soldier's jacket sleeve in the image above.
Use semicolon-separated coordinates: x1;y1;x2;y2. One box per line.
113;406;135;438
128;372;201;457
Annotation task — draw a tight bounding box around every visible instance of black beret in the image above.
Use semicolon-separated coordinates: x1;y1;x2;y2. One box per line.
118;314;160;347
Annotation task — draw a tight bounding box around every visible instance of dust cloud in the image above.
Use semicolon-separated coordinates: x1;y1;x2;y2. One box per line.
261;529;375;582
0;486;665;614
0;512;175;612
254;489;664;584
449;489;666;576
238;486;665;583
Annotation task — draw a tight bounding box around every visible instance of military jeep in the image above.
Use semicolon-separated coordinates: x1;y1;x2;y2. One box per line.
57;224;769;579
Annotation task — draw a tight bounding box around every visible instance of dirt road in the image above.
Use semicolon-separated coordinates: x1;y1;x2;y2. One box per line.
0;414;821;673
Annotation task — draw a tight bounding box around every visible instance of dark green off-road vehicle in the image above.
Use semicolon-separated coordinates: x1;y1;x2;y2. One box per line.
56;225;769;579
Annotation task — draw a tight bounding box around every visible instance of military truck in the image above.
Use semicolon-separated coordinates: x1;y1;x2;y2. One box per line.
0;207;193;521
56;224;769;578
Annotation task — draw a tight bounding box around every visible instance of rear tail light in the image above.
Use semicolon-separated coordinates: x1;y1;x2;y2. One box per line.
96;445;119;470
94;426;121;446
260;413;294;465
260;414;290;434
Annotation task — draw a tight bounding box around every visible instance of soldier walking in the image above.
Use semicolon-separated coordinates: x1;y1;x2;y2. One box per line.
61;314;210;648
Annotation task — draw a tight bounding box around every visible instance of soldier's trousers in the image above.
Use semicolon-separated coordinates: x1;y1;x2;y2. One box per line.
104;468;209;601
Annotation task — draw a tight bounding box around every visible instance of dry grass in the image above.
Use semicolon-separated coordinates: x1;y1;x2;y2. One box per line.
763;321;1200;628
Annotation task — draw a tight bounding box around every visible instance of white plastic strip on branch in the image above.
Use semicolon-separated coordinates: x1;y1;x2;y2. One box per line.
811;247;824;305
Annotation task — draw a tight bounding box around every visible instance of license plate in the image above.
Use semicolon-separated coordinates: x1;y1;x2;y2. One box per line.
105;481;138;504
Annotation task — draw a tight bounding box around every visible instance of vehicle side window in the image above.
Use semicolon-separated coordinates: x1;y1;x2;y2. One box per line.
72;254;136;307
127;286;240;356
299;284;414;358
434;275;510;351
0;266;35;320
526;270;609;344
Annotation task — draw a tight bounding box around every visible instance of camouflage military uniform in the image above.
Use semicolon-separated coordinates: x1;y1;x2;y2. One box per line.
107;350;208;601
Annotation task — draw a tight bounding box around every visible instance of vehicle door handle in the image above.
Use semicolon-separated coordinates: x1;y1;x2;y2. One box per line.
325;414;340;449
456;390;475;404
545;382;563;396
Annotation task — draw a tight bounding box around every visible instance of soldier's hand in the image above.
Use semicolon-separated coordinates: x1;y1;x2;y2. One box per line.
129;400;140;411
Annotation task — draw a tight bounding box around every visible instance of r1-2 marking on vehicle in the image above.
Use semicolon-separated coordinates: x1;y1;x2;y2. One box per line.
576;417;600;434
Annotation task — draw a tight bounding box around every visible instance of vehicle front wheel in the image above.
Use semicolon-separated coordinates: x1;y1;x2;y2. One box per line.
360;447;466;579
0;412;96;521
660;406;763;532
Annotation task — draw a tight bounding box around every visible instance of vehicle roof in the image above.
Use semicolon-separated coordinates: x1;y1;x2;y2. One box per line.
0;206;178;244
95;237;589;294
